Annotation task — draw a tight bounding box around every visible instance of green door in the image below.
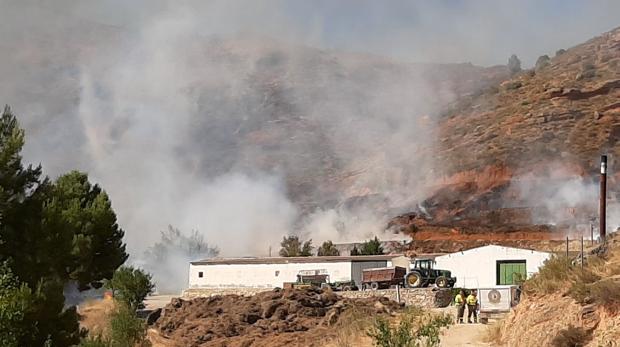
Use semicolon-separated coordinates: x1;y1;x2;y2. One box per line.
497;261;526;285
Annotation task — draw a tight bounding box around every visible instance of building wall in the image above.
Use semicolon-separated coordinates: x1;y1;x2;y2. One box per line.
189;262;353;288
433;245;551;288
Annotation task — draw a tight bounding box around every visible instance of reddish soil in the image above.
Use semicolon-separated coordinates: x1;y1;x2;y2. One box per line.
152;288;401;347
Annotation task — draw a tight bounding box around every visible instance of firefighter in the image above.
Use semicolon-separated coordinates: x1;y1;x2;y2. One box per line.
455;289;465;323
466;290;478;323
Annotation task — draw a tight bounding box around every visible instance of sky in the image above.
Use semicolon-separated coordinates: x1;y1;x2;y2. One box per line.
64;0;620;66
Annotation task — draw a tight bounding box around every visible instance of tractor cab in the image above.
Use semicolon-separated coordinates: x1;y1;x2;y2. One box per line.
412;258;435;270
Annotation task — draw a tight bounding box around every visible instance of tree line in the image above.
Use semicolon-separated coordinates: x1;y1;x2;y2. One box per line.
279;235;385;257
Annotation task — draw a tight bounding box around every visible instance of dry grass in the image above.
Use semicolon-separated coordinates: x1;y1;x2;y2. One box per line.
550;324;591;347
78;298;116;336
482;319;504;345
331;307;375;347
523;256;572;295
589;279;620;306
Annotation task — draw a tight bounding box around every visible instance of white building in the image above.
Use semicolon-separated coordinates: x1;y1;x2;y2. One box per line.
432;245;551;288
189;255;410;289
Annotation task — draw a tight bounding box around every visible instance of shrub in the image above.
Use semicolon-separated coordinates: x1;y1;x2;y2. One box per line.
524;256;572;295
79;335;108;347
535;55;551;72
368;317;417;347
367;310;451;347
555;49;566;56
589;279;620;306
105;266;154;311
108;304;150;347
551;324;590;347
508;54;522;74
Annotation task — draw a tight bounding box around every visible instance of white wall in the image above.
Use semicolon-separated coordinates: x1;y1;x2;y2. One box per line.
433;245;551;288
189;261;352;288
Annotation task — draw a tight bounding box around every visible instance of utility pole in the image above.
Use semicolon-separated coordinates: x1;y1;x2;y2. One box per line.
600;155;608;241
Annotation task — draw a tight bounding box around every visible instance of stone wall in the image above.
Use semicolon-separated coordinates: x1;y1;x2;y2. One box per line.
182;287;452;308
338;288;452;308
183;287;273;299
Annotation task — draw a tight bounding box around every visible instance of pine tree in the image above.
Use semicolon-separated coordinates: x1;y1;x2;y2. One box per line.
317;240;340;256
359;236;384;255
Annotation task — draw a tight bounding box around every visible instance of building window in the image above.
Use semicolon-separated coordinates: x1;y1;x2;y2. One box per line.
275;271;280;277
496;260;526;285
198;271;204;278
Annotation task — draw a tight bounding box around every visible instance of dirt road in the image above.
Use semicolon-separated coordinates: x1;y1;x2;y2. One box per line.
440;323;490;347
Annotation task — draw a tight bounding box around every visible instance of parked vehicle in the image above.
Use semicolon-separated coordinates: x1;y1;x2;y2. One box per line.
404;259;456;288
323;280;358;291
361;266;407;290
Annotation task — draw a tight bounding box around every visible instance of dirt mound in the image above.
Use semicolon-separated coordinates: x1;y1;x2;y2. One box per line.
153;287;402;347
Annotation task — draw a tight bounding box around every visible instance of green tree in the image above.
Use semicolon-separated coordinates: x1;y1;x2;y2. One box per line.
0;106;127;345
47;171;128;289
350;245;360;256
317;240;340;256
508;54;521;74
359;236;384;255
279;235;313;257
105;266;155;311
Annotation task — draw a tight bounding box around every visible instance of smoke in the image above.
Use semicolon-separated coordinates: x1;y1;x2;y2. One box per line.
508;164;620;236
1;1;619;269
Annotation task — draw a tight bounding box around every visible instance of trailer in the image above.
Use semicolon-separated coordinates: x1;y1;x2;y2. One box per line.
361;266;407;290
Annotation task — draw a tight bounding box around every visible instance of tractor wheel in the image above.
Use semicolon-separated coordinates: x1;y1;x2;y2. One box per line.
370;282;379;290
435;276;448;288
342;285;352;291
405;271;423;288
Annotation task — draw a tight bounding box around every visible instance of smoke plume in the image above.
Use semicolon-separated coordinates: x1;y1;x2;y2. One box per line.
1;1;619;273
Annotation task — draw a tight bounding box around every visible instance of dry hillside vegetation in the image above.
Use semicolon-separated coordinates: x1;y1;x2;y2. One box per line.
390;27;620;252
491;234;620;346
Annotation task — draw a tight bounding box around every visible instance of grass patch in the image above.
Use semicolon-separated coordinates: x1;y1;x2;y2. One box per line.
524;256;572;295
482;320;504;345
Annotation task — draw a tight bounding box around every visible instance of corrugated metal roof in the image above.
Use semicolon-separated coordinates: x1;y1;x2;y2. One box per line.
190;254;407;265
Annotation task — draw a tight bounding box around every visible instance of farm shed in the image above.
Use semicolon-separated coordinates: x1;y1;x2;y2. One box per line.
188;255;410;289
432;245;551;288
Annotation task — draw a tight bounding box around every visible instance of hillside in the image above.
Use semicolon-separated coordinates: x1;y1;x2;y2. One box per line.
392;27;620;251
2;6;619;252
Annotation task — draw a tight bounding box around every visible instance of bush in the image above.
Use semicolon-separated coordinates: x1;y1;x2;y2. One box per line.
589;279;620;306
108;305;150;347
524;256;572;295
105;266;154;311
508;54;522;74
551;324;590;347
568;270;601;304
79;335;108;347
367;310;452;347
535;55;551;72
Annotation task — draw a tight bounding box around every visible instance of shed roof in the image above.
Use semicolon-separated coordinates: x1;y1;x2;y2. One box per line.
190;254;407;265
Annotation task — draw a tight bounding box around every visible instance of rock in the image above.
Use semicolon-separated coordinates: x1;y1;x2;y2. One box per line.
170;298;183;308
146;308;162;325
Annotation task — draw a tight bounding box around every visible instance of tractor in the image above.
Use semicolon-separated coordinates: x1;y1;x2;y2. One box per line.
404;258;456;288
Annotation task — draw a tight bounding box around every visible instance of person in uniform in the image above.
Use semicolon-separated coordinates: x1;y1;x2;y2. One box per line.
466;290;478;323
455;289;465;323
